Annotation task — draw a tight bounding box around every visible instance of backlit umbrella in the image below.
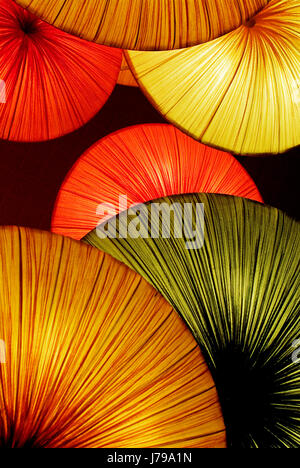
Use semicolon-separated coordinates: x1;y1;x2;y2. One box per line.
126;0;300;154
0;226;225;448
14;0;269;50
0;0;122;141
52;124;262;240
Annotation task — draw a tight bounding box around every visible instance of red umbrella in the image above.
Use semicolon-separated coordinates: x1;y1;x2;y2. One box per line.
0;0;122;141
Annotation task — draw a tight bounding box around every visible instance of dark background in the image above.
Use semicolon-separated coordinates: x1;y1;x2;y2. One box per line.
0;84;299;232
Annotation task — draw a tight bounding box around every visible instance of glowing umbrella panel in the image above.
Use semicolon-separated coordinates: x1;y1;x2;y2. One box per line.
14;0;269;50
126;0;300;154
52;124;263;240
0;226;226;448
0;0;122;141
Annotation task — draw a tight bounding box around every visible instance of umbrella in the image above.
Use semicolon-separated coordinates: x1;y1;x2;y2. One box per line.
14;0;269;50
52;124;262;240
126;0;300;154
84;193;300;447
0;0;122;141
0;226;225;448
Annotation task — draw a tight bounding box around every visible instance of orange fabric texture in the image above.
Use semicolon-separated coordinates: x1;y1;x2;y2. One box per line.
0;0;122;141
0;227;226;448
14;0;269;51
52;124;263;240
117;53;138;87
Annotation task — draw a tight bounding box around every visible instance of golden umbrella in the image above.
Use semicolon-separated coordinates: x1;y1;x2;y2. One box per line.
0;226;226;448
126;0;300;154
84;193;300;447
15;0;269;50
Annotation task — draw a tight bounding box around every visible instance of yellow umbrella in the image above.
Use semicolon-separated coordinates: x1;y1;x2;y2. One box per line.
15;0;269;50
0;226;225;448
126;0;300;154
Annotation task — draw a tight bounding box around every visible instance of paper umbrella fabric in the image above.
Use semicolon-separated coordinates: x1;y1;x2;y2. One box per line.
0;0;122;141
0;226;226;448
52;124;263;240
126;0;300;155
14;0;269;51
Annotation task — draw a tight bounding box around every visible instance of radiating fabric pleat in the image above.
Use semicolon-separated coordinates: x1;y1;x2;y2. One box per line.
126;0;300;154
15;0;269;50
0;0;122;141
0;226;226;448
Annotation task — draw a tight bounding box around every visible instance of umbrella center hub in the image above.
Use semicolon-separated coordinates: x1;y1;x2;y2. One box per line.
19;18;39;35
244;18;256;28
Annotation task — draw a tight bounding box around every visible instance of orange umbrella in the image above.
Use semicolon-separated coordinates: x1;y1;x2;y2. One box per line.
14;0;269;50
0;0;122;141
0;227;226;448
51;124;263;240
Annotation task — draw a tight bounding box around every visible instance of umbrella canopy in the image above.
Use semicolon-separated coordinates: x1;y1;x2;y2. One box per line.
14;0;269;50
84;193;300;447
0;0;122;141
52;124;262;240
0;226;225;448
126;0;300;154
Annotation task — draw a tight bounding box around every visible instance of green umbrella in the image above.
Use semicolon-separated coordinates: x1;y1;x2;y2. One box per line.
84;193;300;448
